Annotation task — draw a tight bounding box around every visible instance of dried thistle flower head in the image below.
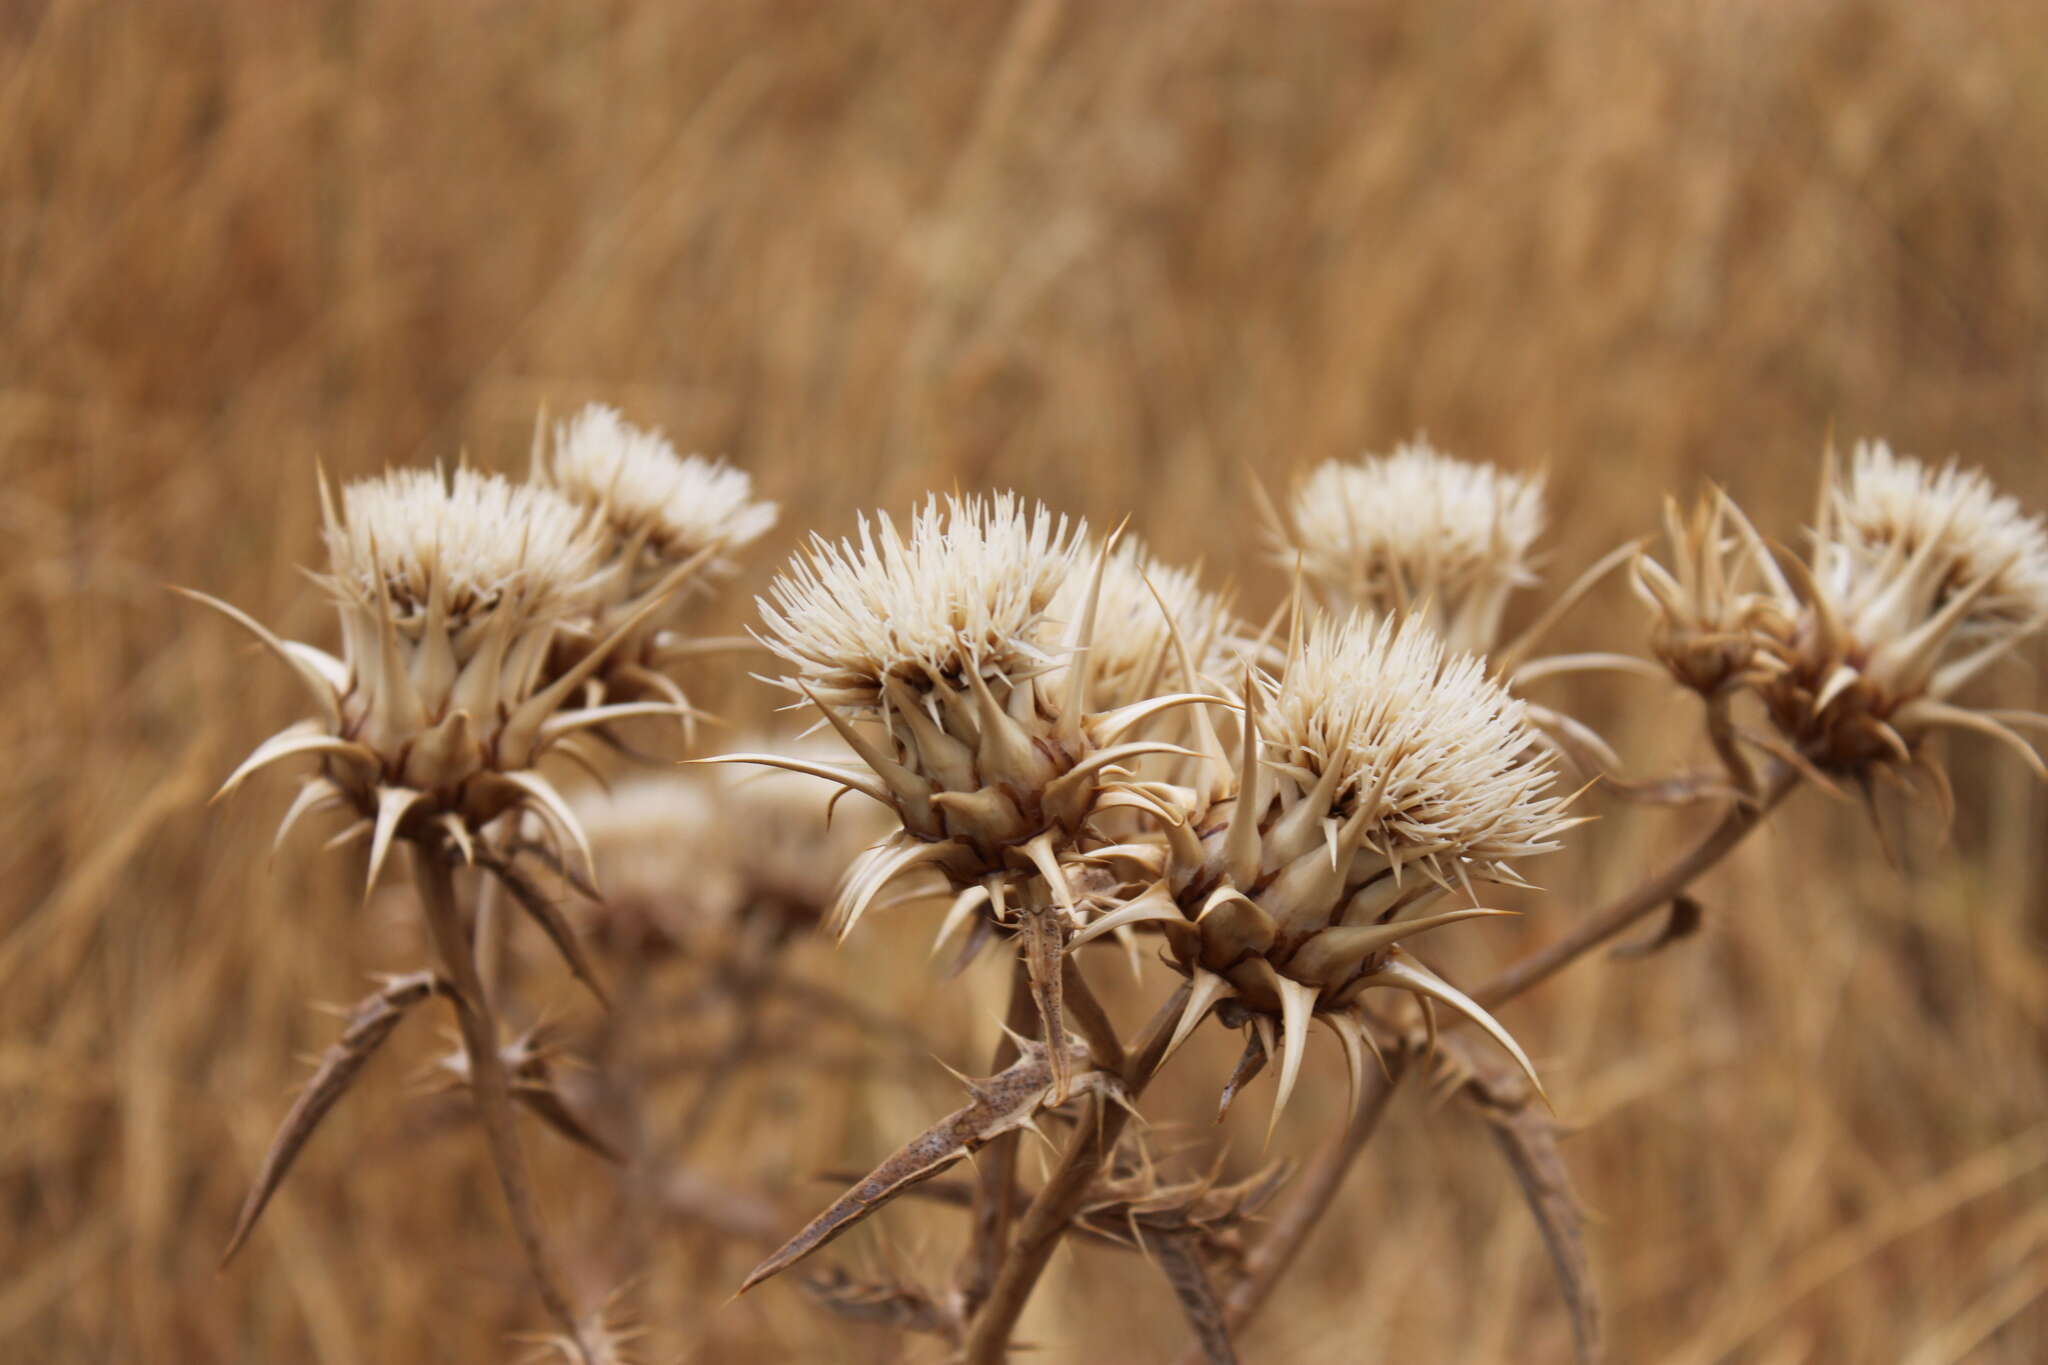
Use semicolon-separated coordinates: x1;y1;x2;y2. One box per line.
1755;442;2048;780
539;404;777;722
1632;490;1789;697
757;492;1079;712
546;403;777;589
725;495;1229;1101
1077;611;1572;1132
737;498;1218;925
571;741;885;950
1278;441;1545;654
189;465;670;891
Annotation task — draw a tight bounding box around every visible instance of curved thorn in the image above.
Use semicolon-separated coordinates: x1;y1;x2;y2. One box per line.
500;770;598;885
691;753;895;807
1165;968;1234;1064
1267;974;1317;1146
363;786;428;902
1366;954;1547;1109
172;587;344;730
216;726;373;804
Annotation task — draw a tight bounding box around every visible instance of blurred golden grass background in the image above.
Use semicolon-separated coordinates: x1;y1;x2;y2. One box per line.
8;1;2048;1360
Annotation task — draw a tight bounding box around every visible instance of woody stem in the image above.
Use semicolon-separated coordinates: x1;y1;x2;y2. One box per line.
960;956;1039;1316
411;842;592;1361
962;977;1191;1364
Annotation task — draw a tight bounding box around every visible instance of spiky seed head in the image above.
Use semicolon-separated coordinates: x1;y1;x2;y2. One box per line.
546;403;777;589
752;492;1082;856
1632;491;1787;697
737;493;1236;967
1280;440;1546;654
197;463;666;890
1114;611;1568;1129
1755;442;2048;775
1819;441;2048;642
538;405;777;719
570;741;886;949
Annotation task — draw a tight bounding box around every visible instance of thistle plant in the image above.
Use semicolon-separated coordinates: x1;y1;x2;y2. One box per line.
184;431;2048;1365
189;421;773;1362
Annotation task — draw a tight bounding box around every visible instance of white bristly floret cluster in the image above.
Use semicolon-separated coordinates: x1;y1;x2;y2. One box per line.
322;467;605;626
1283;440;1545;654
1818;440;2048;638
1265;612;1569;885
757;492;1084;708
548;404;778;569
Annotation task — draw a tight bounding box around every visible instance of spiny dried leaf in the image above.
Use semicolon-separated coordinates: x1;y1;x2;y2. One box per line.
1610;894;1703;961
737;1040;1098;1294
799;1267;962;1342
221;972;446;1266
479;851;612;1010
1153;1231;1238;1365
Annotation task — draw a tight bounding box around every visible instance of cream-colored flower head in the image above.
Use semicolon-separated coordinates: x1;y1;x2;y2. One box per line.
547;404;777;580
727;501;1230;1101
758;492;1079;710
1280;441;1545;655
1079;611;1570;1132
1043;537;1240;714
1817;442;2048;641
536;405;777;726
1753;443;2048;778
572;738;885;948
191;464;661;893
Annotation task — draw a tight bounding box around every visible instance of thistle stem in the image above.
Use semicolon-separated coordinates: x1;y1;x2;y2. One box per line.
1475;765;1796;1011
410;842;593;1361
961;978;1191;1364
1167;1060;1405;1364
960;957;1038;1317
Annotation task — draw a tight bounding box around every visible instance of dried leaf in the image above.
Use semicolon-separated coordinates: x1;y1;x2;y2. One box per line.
221;972;445;1266
737;1040;1097;1294
1153;1231;1238;1365
479;851;612;1010
1609;894;1703;961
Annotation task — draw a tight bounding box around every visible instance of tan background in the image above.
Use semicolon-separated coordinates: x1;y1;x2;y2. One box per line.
6;2;2048;1361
